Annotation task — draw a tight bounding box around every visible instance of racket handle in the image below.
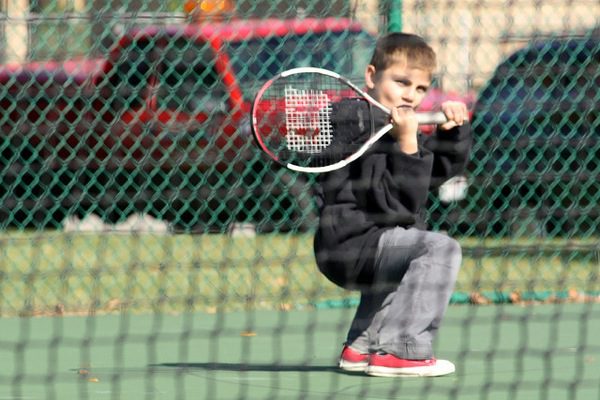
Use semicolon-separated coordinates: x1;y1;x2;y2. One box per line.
416;111;448;125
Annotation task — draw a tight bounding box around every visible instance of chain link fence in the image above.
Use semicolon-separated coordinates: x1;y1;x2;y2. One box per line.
1;1;599;398
0;0;598;312
1;0;598;238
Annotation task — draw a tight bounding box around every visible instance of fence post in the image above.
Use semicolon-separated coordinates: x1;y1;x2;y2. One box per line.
387;0;402;32
6;0;29;62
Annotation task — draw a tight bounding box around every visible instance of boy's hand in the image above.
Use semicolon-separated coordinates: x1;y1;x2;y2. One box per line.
439;101;468;130
389;106;419;154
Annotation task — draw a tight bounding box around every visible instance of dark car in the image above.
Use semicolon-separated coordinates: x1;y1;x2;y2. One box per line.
464;34;600;237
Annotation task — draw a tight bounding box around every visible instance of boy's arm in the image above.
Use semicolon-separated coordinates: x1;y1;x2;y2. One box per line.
365;139;435;226
423;122;472;188
422;99;472;188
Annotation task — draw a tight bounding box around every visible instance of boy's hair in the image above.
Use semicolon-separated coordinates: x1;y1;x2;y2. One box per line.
369;32;437;74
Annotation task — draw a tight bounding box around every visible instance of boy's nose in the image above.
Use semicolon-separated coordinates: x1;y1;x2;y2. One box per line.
402;88;416;102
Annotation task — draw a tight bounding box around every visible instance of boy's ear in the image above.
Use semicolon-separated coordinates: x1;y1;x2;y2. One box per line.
364;65;377;90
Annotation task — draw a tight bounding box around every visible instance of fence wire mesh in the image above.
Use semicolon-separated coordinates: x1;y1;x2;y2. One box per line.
0;1;599;399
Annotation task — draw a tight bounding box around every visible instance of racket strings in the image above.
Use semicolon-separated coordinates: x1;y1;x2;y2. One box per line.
284;86;333;154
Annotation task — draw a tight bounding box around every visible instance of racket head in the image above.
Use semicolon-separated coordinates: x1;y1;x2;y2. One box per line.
251;67;379;173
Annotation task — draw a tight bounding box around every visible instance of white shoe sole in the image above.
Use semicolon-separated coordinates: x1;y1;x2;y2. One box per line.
339;360;369;372
365;359;455;377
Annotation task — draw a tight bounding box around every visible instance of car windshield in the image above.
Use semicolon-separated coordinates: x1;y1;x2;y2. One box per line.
224;31;375;100
477;38;600;137
111;31;375;112
156;38;226;113
108;37;227;113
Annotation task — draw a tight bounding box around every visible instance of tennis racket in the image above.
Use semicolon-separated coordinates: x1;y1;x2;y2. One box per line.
251;67;447;173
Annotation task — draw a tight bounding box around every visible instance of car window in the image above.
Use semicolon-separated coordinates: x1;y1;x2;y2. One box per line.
107;39;155;108
225;30;375;100
475;38;600;138
156;38;227;113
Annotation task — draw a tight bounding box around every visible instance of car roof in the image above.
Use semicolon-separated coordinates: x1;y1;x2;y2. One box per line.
479;34;599;100
501;35;599;68
472;33;599;135
121;17;367;43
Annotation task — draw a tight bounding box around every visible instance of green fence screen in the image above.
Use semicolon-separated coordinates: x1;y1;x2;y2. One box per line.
0;1;599;399
1;0;598;237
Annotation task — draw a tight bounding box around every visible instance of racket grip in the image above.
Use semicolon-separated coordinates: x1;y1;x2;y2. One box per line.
416;111;448;125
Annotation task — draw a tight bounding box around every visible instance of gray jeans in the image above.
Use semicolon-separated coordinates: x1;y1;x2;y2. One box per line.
346;227;462;359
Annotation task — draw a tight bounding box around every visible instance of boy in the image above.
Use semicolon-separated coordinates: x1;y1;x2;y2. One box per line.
313;32;471;377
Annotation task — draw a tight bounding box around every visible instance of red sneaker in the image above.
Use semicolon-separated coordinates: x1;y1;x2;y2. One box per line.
338;345;369;372
366;353;455;377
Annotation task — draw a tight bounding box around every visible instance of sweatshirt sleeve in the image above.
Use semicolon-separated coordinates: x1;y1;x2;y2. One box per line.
354;139;435;227
422;122;472;188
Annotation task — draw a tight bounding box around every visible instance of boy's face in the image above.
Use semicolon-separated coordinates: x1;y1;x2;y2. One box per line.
365;60;432;111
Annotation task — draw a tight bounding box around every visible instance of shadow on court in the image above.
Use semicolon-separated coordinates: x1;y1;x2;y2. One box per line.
153;362;338;373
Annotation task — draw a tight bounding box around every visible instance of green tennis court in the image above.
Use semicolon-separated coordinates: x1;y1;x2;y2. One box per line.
3;303;599;400
1;233;599;399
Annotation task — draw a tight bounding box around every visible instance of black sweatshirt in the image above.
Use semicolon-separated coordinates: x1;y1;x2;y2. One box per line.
313;104;472;289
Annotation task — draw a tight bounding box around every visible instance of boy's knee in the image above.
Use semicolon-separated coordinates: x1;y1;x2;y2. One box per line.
429;234;462;266
445;236;461;257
